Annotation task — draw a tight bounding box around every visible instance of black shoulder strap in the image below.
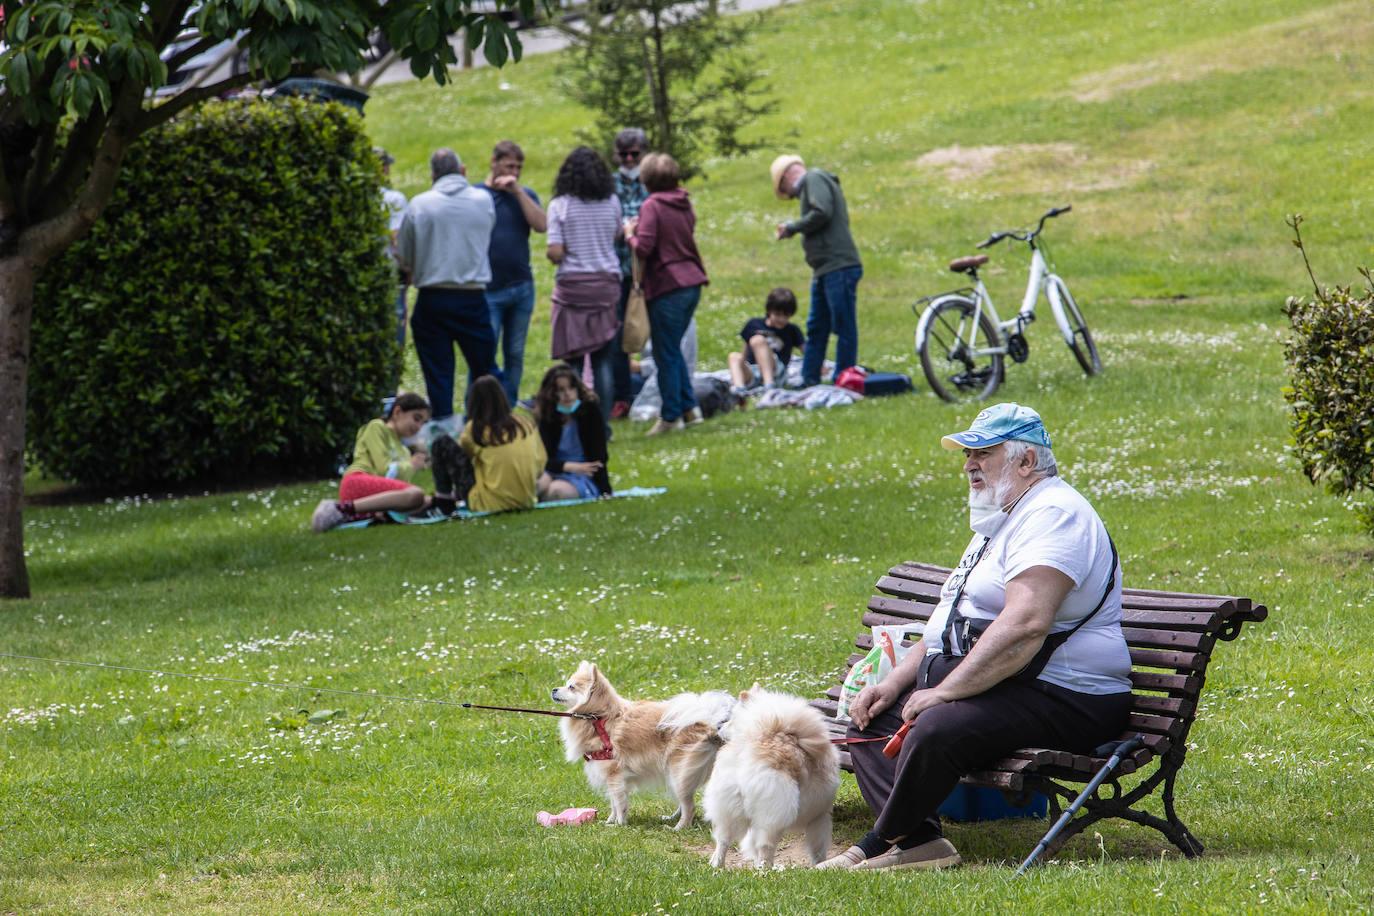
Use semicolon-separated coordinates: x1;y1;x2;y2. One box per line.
1040;535;1119;654
941;537;992;656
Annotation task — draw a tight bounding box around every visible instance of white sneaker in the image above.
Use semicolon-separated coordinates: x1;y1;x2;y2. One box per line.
311;499;346;533
851;838;961;871
815;845;867;870
645;418;685;436
683;407;704;426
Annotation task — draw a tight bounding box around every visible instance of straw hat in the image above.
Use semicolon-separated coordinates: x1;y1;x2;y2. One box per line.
770;154;804;199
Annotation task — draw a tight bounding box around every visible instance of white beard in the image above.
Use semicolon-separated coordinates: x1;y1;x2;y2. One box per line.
967;461;1017;535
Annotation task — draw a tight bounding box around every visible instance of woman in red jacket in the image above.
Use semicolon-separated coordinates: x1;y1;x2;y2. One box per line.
625;153;709;436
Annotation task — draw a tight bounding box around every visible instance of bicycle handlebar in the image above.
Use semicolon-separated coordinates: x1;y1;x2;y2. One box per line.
973;205;1071;252
1034;204;1072;236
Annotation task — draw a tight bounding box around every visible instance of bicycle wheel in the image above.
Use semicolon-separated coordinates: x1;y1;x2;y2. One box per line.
916;296;1004;402
1048;277;1100;375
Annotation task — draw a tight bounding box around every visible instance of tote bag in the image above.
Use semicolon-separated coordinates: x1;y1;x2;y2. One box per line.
622;254;650;354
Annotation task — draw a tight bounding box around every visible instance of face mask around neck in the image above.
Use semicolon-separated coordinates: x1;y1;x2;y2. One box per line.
968;476;1040;536
619;165;640;179
556;399;581;415
968;501;1008;537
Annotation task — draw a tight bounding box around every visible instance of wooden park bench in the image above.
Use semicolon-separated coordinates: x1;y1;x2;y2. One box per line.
814;559;1268;860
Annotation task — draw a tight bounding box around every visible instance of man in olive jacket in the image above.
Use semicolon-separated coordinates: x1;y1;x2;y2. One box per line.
771;154;863;387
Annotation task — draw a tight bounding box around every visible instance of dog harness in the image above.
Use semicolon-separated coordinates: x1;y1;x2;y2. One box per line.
583;717;615;761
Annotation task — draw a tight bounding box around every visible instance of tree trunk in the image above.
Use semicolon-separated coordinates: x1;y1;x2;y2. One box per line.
0;253;38;599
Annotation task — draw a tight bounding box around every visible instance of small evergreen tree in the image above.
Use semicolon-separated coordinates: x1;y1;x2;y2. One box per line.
555;0;776;177
1281;215;1374;533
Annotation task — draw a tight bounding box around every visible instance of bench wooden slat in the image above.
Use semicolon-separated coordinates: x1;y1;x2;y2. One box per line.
1121;608;1220;630
1119;626;1214;653
1130;670;1202;696
1129;645;1209;673
1132;694;1191;718
1127;711;1187;740
865;595;935;618
875;575;943;602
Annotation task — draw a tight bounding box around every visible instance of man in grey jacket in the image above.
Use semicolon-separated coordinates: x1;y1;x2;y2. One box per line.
397;148;500;421
770;154;863;388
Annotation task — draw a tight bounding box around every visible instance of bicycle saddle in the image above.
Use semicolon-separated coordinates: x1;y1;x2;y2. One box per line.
949;255;989;274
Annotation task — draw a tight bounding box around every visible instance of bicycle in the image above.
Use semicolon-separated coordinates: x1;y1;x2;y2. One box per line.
914;205;1100;403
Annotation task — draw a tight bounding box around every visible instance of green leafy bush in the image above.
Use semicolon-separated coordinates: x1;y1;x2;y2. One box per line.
28;98;398;489
1281;220;1374;531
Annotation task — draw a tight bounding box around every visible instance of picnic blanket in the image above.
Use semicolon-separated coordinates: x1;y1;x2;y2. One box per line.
333;485;668;530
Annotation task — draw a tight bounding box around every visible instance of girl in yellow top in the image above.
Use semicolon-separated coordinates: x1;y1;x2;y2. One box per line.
312;392;430;532
455;375;546;512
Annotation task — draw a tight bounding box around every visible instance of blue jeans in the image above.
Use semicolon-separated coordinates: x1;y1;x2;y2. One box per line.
801;264;863;386
611;274;635;403
648;284;702;422
564;339;616;434
486;279;535;405
411;287;503;420
394;284;409;349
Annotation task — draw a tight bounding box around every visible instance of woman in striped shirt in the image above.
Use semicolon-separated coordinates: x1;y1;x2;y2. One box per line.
545;147;623;430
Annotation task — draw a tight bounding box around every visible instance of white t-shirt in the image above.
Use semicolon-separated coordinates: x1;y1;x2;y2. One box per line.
546;194;622;275
922;476;1132;695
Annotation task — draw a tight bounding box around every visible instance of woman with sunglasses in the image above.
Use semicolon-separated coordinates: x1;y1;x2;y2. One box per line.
609;129;650;418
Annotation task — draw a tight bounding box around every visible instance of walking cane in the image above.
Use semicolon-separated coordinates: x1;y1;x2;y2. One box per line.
1015;734;1146;876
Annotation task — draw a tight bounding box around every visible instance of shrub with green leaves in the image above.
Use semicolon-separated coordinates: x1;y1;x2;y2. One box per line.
1281;266;1374;532
28;98;398;489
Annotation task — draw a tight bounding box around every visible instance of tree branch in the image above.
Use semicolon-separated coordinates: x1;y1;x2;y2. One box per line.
19;82;144;265
31;110;109;224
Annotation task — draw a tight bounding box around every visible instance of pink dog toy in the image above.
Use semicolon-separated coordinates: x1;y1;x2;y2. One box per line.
537;807;598;827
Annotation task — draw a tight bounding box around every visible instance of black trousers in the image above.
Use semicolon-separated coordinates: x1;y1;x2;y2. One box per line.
430;434;475;504
847;655;1132;844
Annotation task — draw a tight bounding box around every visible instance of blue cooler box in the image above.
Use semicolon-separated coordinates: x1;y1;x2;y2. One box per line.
861;372;915;396
938;785;1048;821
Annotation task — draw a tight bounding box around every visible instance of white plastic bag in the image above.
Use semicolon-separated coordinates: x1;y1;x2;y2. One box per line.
836;624;922;722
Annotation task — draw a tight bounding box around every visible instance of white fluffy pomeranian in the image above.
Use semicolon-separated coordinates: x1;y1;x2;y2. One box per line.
552;661;735;828
702;683;840;868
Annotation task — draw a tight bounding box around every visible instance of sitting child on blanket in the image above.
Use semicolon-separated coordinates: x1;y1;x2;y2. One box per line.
727;287;805;398
312;392;432;532
533;365;613;501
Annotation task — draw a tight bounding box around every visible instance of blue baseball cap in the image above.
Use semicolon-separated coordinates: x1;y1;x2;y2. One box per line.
940;402;1052;450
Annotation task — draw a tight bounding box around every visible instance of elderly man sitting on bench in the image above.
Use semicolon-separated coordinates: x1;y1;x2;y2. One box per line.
819;403;1134;871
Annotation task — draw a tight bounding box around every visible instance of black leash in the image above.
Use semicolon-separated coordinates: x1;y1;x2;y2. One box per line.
0;652;577;719
461;702;597;720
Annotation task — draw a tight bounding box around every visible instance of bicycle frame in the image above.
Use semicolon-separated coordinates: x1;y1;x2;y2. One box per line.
950;233;1059;357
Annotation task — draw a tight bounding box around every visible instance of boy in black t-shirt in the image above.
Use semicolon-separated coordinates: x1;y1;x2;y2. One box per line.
728;287;806;396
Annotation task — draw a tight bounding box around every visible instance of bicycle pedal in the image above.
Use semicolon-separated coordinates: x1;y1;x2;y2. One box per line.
1007;333;1030;363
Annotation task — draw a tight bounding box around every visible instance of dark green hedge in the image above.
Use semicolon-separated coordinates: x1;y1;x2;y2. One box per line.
28;98;398;489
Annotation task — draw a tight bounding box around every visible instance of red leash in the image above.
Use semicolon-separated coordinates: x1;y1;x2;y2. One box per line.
830;722;911;758
462;702;614;761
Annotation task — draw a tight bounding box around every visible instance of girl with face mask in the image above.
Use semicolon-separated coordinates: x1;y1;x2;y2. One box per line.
534;364;613;500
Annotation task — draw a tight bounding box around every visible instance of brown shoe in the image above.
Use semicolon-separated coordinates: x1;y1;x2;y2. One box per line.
815;845;867;870
683;407;704;426
852;837;961;871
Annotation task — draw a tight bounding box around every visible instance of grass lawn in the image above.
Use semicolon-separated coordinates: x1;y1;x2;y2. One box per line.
5;0;1374;912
